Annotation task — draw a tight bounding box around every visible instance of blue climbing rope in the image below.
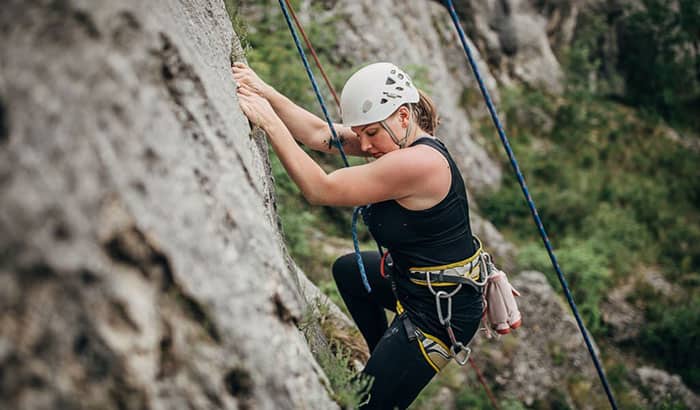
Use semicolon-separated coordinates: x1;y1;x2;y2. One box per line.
277;0;350;167
352;207;372;292
442;1;618;408
278;0;376;292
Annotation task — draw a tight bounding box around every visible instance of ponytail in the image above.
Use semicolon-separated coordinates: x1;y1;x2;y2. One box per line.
411;89;440;135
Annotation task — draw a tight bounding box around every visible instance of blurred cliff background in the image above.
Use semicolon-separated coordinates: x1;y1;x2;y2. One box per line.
1;0;698;409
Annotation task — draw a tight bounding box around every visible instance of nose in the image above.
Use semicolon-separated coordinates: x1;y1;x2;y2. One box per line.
359;134;372;152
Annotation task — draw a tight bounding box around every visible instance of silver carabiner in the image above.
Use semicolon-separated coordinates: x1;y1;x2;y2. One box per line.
435;290;451;325
451;342;471;365
426;269;440;295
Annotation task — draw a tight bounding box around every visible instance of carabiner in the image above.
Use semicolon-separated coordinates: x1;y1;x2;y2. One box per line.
451;342;471;365
435;290;452;325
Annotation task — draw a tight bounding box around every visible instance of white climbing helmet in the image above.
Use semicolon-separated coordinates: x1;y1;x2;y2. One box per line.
340;62;420;127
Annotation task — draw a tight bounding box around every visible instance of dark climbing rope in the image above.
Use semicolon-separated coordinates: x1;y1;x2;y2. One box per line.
469;357;500;410
442;1;618;408
283;0;342;110
277;0;349;167
278;0;378;292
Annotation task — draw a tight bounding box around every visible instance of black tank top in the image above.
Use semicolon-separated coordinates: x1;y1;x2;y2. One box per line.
366;136;476;271
365;136;481;342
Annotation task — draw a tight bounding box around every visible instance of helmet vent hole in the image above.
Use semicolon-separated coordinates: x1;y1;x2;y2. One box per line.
395;86;404;91
380;98;388;104
385;77;396;85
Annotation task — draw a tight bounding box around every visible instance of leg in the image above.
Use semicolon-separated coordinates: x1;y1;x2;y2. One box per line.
332;251;396;352
360;318;437;409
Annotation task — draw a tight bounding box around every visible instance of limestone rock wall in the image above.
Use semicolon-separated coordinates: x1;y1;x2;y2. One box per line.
443;0;580;94
0;1;337;409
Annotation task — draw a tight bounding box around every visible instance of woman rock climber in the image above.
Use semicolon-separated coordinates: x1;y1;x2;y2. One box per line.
233;61;484;409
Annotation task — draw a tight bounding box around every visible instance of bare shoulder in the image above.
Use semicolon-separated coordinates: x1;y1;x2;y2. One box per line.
380;142;448;172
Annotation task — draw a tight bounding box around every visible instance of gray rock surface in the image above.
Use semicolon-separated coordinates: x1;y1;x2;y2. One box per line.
439;0;581;94
0;1;338;408
472;271;607;409
635;367;700;410
601;268;679;343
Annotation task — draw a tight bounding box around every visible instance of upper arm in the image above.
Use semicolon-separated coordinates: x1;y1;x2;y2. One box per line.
312;146;444;206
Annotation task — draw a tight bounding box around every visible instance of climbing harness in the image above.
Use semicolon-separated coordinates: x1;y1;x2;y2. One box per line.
382;241;515;410
407;237;486;289
416;328;452;372
399;237;521;365
442;0;618;408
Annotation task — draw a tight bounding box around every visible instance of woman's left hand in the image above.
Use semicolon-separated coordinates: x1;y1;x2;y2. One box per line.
237;84;279;131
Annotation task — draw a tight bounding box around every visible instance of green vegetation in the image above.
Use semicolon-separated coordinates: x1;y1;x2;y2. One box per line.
640;295;700;390
482;84;699;331
298;297;373;408
478;0;700;391
617;0;700;130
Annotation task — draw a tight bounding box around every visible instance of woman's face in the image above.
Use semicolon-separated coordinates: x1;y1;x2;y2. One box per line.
351;108;407;158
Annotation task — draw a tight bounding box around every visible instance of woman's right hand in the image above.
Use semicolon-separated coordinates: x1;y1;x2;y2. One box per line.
232;62;272;99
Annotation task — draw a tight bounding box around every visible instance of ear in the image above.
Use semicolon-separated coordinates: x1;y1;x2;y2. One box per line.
398;106;410;128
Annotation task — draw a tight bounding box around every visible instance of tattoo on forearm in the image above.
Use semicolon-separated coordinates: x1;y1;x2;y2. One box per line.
325;134;347;150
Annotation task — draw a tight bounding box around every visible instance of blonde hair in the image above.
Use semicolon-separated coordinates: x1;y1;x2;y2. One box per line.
411;89;440;135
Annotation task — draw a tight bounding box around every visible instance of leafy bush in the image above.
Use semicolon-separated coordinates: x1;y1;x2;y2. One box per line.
298;298;373;408
640;297;700;391
518;238;611;333
617;0;700;129
580;203;655;274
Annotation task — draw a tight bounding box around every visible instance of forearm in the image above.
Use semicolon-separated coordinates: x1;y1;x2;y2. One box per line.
264;87;348;153
264;117;328;204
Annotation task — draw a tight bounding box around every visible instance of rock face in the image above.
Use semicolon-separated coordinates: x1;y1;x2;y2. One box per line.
635;367;700;410
472;271;607;409
440;0;581;94
0;1;337;409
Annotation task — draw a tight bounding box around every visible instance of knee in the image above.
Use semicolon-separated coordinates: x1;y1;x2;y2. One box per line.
332;253;356;287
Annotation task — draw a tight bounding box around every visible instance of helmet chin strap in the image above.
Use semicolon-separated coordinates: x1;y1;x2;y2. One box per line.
380;108;414;149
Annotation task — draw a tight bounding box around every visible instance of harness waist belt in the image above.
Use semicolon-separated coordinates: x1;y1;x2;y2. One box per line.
407;237;485;288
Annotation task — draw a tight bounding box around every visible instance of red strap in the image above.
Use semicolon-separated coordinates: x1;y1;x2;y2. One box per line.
380;250;390;278
469;357;501;410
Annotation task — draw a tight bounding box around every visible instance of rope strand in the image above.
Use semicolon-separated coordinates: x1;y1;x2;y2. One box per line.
283;0;342;110
277;0;349;167
469;357;500;410
442;1;618;408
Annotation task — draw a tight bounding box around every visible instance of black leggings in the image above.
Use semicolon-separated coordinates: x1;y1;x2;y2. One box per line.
332;252;438;409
